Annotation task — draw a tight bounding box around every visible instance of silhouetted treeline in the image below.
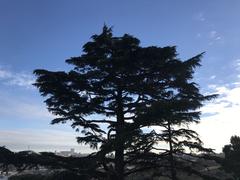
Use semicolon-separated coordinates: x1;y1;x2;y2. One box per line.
0;146;100;179
0;146;234;180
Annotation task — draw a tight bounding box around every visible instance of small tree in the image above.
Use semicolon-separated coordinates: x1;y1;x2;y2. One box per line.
34;26;216;179
130;72;216;179
222;135;240;179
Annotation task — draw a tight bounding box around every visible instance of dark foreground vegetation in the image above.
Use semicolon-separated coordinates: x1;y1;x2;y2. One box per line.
222;136;240;179
9;171;86;180
0;145;237;180
1;26;239;179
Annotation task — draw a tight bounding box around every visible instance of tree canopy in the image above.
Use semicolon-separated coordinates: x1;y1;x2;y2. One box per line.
33;26;217;180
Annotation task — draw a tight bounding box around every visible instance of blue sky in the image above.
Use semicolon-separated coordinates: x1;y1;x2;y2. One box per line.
0;0;240;152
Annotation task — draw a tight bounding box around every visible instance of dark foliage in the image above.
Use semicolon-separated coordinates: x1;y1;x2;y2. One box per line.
0;26;214;180
31;26;218;179
9;170;89;180
0;146;100;179
222;135;240;178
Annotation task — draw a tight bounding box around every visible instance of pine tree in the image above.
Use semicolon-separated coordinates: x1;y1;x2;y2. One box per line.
127;54;217;179
34;26;216;179
136;94;216;179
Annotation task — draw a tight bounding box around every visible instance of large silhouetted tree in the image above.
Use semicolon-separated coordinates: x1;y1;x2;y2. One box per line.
34;26;216;180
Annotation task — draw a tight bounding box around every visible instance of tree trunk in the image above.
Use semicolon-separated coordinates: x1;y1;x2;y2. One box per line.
167;121;177;180
115;89;125;180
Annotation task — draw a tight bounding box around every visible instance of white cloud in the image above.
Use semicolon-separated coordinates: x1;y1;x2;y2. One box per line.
0;67;34;89
0;69;12;78
192;84;240;152
232;82;240;86
208;84;217;89
210;75;216;80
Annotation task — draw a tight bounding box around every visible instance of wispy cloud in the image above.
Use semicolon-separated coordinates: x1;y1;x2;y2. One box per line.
0;66;34;89
234;59;240;72
229;58;240;81
208;30;223;45
193;12;224;45
196;33;202;39
209;30;222;40
210;75;216;80
195;12;206;22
